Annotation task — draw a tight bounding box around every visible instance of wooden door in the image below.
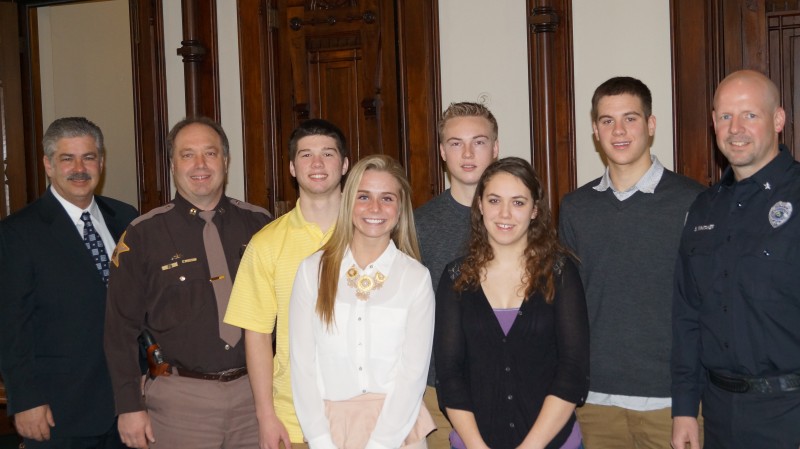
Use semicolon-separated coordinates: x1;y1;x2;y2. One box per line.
238;0;441;215
767;1;800;154
286;0;398;157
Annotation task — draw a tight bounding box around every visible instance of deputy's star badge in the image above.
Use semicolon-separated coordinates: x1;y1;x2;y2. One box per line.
111;231;130;267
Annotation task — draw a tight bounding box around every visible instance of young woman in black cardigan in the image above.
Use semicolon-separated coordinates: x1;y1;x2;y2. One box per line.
434;157;589;449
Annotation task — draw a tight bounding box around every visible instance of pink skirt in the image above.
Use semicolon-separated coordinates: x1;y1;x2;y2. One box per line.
324;393;436;449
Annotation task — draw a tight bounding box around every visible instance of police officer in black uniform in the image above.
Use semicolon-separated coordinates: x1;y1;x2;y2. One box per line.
671;70;800;449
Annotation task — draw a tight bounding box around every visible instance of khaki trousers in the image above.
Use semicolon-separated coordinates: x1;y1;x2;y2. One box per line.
423;387;452;449
144;373;259;449
576;403;703;449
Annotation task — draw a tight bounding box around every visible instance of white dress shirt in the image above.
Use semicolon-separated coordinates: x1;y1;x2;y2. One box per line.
290;241;435;449
50;187;117;254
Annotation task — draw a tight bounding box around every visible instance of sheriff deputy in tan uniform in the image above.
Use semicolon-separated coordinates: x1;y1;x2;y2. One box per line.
104;117;271;449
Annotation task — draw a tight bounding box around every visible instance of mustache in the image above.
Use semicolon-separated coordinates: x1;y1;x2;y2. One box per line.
67;172;92;182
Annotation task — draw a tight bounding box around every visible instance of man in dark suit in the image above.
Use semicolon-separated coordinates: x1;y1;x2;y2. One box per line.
0;117;138;448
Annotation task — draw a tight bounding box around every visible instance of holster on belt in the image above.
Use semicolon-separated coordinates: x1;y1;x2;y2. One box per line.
138;329;172;378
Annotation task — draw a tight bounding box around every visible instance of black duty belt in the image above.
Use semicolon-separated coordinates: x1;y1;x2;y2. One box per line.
173;366;248;382
709;370;800;394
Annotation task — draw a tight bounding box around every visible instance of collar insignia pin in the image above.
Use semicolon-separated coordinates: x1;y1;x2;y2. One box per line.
764;182;771;190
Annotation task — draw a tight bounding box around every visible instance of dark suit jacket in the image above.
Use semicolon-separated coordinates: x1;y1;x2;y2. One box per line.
0;188;138;438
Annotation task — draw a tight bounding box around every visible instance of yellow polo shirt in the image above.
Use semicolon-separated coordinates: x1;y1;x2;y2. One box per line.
225;201;333;443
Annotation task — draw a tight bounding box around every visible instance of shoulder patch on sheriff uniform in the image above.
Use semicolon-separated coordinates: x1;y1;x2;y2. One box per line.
112;231;130;267
130;203;175;227
228;197;272;218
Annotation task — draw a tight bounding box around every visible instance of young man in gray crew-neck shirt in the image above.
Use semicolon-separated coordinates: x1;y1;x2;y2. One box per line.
415;102;499;449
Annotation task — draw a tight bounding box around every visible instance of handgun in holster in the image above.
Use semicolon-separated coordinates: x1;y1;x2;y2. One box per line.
138;329;172;378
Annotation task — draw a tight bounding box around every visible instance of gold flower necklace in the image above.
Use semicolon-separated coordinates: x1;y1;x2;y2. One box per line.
346;264;386;300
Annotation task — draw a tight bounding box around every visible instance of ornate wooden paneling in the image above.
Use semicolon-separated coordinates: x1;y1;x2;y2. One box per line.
768;10;800;158
767;0;800;12
671;0;771;186
239;0;440;212
307;48;365;156
285;0;400;160
527;0;576;216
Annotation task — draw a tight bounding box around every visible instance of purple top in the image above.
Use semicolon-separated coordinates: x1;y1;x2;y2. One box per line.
449;307;582;449
495;307;519;336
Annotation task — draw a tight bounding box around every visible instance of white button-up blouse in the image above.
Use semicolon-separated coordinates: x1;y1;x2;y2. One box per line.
289;241;435;449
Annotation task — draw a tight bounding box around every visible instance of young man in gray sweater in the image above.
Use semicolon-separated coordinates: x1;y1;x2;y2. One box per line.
559;77;703;449
415;102;499;449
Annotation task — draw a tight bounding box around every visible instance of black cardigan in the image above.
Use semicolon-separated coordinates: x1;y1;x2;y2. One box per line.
434;256;590;449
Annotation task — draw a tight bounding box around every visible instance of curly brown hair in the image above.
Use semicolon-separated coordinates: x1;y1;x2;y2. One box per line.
453;157;564;303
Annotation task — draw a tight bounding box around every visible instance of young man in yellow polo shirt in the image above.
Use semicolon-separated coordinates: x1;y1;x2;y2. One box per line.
225;119;349;449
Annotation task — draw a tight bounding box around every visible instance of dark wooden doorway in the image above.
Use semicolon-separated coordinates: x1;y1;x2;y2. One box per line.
671;0;799;186
11;0;169;214
238;0;441;214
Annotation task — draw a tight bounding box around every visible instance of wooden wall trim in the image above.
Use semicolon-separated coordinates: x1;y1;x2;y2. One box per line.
179;0;220;120
671;0;769;187
397;0;442;206
0;1;27;216
130;0;170;212
671;0;717;186
15;0;170;213
237;0;278;211
527;0;576;217
17;4;45;201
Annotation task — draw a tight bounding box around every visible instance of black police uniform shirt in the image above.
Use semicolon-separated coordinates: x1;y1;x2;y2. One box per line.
672;146;800;416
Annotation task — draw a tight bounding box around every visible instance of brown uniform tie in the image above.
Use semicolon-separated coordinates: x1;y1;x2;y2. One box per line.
199;210;241;347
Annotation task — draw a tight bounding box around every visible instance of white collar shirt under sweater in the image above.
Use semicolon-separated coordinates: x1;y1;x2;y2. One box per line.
289;241;435;449
593;154;665;201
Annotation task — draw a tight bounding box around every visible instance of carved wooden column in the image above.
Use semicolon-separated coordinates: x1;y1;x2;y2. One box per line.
130;0;170;212
397;0;442;206
178;0;220;120
527;0;576;216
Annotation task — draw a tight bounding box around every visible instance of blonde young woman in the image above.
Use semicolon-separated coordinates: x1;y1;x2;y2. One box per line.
434;157;589;449
289;155;436;449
